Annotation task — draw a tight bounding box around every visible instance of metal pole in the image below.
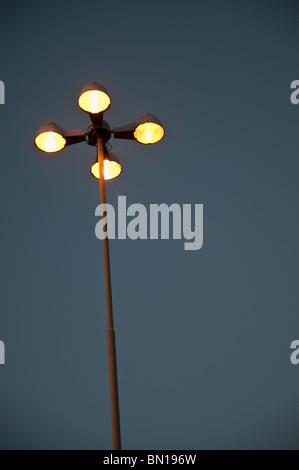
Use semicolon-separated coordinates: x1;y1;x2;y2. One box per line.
97;132;121;450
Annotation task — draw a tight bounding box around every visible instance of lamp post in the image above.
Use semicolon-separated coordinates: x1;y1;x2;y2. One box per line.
34;82;165;450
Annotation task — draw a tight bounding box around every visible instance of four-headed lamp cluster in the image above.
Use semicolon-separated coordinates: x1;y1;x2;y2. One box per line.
34;82;165;181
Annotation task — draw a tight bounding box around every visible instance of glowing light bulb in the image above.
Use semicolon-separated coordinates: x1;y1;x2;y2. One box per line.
145;124;152;142
90;158;122;180
78;89;110;114
104;160;110;179
134;121;164;144
35;131;66;153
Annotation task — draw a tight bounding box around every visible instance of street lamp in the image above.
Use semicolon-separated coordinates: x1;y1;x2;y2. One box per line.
34;82;164;450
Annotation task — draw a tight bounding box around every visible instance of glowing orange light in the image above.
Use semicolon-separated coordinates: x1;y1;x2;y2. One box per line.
91;159;122;180
78;89;110;114
35;131;66;153
134;121;164;144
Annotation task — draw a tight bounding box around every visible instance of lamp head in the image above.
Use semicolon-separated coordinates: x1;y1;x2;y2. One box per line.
78;82;111;114
34;122;66;153
134;113;164;144
90;149;122;181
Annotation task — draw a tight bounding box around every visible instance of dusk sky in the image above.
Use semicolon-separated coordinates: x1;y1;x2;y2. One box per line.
0;0;299;449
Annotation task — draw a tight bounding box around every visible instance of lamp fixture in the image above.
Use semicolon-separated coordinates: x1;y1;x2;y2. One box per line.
34;82;165;451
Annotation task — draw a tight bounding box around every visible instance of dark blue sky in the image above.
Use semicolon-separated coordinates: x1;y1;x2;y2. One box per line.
0;0;299;449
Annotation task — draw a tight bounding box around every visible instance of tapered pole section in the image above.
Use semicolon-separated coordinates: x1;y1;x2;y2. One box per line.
97;132;121;450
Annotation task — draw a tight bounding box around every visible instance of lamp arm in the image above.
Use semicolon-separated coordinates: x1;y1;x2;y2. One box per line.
64;129;87;146
112;121;136;140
